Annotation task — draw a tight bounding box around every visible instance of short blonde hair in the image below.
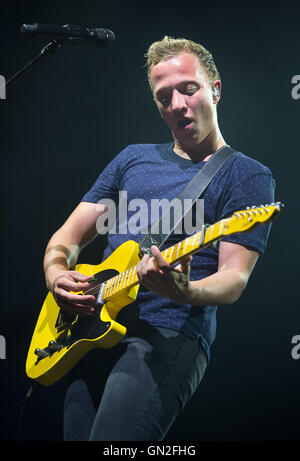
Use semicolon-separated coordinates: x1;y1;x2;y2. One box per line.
145;36;220;90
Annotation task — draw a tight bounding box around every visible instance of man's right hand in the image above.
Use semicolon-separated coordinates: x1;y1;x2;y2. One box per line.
43;202;108;316
50;270;96;316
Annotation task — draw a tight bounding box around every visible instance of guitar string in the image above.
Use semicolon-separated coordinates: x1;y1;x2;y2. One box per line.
67;209;269;302
76;212;258;299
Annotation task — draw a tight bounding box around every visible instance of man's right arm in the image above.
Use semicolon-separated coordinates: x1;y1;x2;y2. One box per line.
44;201;106;316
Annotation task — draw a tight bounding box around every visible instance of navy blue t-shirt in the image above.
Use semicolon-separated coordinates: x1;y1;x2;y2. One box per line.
82;142;275;360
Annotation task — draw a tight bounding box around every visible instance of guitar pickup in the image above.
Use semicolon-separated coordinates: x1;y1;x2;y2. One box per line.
96;283;105;307
55;310;77;333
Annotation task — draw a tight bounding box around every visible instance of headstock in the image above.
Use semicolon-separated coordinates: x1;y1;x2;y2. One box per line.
222;202;283;236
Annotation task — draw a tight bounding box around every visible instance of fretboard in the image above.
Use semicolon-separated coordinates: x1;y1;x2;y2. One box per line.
101;218;228;303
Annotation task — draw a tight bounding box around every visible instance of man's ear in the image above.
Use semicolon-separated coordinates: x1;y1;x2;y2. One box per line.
212;80;221;103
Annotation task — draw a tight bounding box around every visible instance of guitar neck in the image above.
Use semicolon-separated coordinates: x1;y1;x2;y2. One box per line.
101;220;225;302
161;219;225;266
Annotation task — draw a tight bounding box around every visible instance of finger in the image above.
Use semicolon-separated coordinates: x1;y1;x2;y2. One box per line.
174;255;192;271
59;303;95;317
137;255;156;279
69;271;95;283
56;298;96;316
56;278;88;292
55;288;96;307
56;273;96;292
150;246;170;272
54;291;95;314
136;259;147;281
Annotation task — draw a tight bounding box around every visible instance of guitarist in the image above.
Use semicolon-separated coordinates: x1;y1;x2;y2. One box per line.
43;36;275;441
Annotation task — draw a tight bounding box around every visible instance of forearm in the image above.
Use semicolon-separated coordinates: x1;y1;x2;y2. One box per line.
188;269;248;306
43;202;105;291
43;232;81;290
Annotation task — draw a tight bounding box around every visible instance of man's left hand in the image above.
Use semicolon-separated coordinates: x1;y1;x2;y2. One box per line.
136;245;193;304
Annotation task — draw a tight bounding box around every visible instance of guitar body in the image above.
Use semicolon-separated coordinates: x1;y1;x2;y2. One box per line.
26;240;140;386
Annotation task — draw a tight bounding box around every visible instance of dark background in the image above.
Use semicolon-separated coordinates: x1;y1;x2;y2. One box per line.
1;0;299;442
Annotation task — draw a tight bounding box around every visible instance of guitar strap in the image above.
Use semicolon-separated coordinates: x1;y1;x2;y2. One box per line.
139;144;236;256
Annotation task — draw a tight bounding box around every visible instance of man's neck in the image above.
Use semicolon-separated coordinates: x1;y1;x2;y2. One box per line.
173;132;226;162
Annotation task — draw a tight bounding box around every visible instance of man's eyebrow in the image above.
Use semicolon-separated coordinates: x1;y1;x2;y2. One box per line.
154;86;172;98
155;81;199;97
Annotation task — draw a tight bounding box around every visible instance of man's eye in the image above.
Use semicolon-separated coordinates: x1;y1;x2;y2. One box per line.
160;95;171;105
185;86;198;95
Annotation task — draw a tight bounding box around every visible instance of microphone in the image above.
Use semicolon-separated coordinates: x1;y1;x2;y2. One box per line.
20;23;115;47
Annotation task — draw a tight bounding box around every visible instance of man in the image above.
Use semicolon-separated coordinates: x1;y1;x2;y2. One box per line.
44;36;275;440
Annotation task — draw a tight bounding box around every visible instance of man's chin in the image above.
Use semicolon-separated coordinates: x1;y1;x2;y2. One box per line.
173;130;199;148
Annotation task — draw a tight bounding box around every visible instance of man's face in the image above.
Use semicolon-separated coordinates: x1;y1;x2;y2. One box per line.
150;52;220;152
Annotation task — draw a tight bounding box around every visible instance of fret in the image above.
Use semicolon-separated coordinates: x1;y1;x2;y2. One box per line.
112;276;118;294
184;237;188;255
130;267;137;284
188;234;195;251
106;278;112;297
102;277;113;301
109;276;117;295
175;241;181;259
119;271;125;289
209;224;214;241
192;232;199;249
111;274;120;295
216;219;223;239
103;279;110;298
168;245;174;264
125;269;133;286
126;268;132;286
219;219;224;236
129;268;135;284
164;247;171;264
132;268;139;284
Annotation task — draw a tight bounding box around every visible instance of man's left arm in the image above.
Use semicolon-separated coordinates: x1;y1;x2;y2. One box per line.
188;241;259;306
136;241;259;306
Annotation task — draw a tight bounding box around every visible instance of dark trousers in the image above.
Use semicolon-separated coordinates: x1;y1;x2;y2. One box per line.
63;324;207;441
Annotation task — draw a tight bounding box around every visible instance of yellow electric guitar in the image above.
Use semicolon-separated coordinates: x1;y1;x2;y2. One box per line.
26;203;281;386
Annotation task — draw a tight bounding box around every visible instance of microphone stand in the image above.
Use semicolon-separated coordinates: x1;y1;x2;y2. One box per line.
5;40;63;90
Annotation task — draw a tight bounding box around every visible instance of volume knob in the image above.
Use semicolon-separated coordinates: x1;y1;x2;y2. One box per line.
34;348;50;358
48;340;57;350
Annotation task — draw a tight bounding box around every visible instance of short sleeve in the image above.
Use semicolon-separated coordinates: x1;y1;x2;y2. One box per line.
81;150;126;204
220;173;276;254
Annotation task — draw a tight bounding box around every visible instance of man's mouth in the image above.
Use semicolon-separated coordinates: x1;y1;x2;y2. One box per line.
177;118;193;129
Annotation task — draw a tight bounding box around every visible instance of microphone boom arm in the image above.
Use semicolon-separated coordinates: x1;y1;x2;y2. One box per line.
6;40;62;90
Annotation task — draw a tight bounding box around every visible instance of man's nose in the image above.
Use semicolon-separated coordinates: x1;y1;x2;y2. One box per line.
171;89;187;112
